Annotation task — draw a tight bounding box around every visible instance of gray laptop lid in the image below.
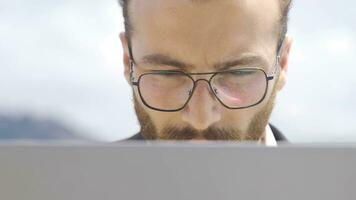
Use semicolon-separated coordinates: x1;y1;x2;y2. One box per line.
0;142;355;200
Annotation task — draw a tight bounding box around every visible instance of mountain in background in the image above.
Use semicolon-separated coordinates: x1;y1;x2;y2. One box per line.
0;113;86;140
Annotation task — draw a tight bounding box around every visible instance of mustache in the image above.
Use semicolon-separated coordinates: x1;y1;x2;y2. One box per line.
159;126;248;141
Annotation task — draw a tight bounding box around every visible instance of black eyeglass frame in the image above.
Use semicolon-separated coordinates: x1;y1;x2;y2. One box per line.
128;38;285;112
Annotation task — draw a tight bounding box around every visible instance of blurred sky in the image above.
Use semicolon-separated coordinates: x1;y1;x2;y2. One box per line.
0;0;355;142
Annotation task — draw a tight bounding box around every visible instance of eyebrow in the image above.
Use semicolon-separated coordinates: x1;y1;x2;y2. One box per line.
140;54;267;71
214;55;268;71
141;54;193;69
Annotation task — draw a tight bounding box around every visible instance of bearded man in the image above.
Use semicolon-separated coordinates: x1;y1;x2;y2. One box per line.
118;0;293;144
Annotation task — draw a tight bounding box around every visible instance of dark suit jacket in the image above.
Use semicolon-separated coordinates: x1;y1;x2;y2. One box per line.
126;124;287;142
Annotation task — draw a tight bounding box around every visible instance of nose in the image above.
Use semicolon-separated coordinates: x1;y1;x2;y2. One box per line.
181;79;221;130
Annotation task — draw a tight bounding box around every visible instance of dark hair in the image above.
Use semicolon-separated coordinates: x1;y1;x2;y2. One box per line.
119;0;292;51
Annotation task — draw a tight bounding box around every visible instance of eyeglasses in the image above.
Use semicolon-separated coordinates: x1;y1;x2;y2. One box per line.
132;67;279;111
128;41;284;112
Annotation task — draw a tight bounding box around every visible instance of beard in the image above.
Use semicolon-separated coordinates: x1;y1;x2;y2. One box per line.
133;84;278;141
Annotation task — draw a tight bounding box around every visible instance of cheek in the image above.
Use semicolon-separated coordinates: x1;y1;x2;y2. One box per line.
144;106;181;131
266;80;278;100
218;107;259;130
276;72;286;91
134;88;183;131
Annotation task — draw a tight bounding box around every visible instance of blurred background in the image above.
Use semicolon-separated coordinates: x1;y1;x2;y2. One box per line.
0;0;355;142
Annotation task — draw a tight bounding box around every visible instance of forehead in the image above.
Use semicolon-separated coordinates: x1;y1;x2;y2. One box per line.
129;0;280;68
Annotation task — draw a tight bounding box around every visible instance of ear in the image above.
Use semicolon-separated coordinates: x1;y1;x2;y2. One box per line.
119;32;131;85
276;35;293;91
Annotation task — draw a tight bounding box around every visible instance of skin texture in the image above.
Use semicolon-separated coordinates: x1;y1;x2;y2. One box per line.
120;0;292;141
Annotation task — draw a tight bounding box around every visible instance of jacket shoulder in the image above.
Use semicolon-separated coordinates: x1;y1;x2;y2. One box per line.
270;124;288;142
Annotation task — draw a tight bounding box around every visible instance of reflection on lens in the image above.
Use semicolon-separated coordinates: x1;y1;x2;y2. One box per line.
211;69;267;108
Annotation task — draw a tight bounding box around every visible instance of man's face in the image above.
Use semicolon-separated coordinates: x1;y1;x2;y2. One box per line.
120;0;292;140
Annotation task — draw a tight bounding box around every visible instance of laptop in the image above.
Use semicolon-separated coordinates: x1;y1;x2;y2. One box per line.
0;142;355;200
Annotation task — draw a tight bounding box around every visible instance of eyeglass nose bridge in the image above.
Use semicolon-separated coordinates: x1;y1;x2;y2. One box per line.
194;78;210;84
188;77;216;97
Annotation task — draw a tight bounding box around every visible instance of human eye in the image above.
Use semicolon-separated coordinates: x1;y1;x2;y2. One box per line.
152;70;184;77
229;70;257;77
216;69;260;85
146;71;186;84
145;71;190;89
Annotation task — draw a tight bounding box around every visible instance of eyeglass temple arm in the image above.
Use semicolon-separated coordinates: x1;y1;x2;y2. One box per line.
267;36;286;80
127;40;138;85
